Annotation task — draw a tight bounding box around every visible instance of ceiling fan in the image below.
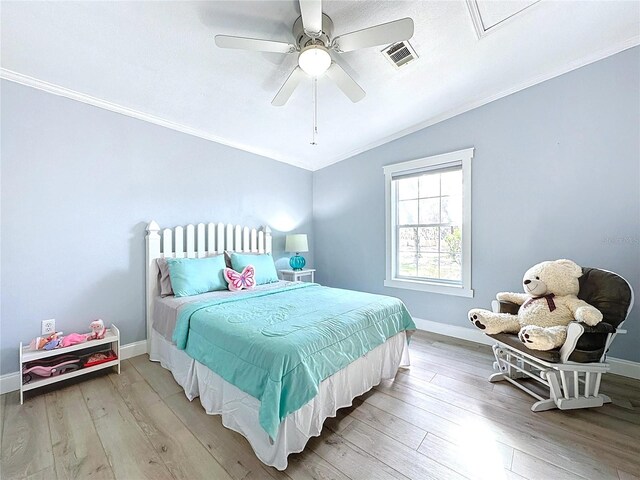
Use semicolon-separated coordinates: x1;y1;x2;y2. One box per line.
214;0;414;107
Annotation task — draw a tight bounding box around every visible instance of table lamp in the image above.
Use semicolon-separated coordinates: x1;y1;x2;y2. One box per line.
285;234;309;270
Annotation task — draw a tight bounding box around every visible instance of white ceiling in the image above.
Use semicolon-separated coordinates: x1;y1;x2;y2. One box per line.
2;1;639;171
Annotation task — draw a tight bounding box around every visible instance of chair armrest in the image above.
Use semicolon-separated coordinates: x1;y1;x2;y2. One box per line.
578;323;615;334
560;322;585;362
491;300;520;315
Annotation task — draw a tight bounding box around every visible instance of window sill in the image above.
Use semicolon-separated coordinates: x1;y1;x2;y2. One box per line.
384;278;474;298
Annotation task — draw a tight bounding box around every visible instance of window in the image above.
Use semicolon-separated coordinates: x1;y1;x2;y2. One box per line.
384;148;473;297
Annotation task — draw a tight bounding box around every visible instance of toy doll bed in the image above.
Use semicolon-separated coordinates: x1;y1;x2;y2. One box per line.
145;221;414;470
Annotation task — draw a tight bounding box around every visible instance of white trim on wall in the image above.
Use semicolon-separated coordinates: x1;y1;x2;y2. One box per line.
414;317;640;380
384;148;474;298
0;339;148;394
0;68;312;172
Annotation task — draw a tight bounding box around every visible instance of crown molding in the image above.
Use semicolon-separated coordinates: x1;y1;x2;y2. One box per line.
0;68;314;172
314;36;640;171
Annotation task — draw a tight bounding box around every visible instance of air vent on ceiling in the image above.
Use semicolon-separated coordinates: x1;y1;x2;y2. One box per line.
381;41;418;69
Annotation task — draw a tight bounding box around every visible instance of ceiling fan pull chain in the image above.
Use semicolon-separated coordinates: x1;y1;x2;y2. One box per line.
311;77;318;145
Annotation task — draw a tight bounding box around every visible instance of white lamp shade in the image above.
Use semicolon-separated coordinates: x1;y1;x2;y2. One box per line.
285;234;309;253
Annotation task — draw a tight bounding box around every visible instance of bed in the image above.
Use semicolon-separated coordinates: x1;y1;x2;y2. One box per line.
145;220;415;469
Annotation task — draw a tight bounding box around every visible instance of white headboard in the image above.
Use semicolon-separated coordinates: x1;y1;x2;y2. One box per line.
145;220;272;350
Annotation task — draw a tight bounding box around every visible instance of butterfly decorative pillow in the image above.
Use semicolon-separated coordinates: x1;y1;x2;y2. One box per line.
224;265;256;292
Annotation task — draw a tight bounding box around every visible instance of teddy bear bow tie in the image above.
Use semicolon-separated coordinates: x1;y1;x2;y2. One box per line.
522;293;556;312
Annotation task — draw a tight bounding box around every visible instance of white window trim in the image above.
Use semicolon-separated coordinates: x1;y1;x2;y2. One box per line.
383;148;474;298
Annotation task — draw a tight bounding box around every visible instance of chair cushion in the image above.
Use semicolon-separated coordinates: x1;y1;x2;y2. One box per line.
578;267;632;328
490;333;561;362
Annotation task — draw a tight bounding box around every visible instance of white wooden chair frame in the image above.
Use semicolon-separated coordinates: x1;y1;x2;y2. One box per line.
145;220;272;352
487;275;633;412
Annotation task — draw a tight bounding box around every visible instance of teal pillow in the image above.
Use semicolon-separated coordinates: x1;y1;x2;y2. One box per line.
166;255;227;297
230;253;279;285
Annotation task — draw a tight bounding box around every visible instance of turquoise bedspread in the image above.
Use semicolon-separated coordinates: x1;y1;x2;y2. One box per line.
173;283;415;438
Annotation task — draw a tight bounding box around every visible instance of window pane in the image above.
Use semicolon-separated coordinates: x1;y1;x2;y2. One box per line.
440;226;462;255
441;170;462;196
440;254;462;281
418;227;439;251
441;196;462;224
419;173;440;198
419;198;440;224
418;253;439;278
398;200;418;225
397;177;418;200
398;252;417;277
398;227;418;250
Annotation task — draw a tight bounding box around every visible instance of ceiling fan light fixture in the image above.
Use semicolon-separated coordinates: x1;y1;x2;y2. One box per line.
298;45;331;77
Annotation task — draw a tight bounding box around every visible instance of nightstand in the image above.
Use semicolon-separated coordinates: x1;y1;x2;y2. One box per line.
279;268;316;283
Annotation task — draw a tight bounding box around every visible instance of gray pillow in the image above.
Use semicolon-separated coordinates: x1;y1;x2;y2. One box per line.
156;257;174;297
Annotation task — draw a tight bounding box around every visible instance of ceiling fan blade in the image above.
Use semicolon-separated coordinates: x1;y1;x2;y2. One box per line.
325;63;365;103
299;0;323;37
332;17;414;53
215;35;296;54
272;67;306;106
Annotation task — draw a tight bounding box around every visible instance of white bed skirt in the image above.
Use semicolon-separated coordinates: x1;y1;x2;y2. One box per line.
149;329;410;470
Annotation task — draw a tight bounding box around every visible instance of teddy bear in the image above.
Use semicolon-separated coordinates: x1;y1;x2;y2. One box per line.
468;259;603;351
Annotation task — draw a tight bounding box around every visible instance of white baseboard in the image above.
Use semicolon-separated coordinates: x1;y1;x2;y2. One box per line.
414;317;640;380
120;340;148;360
413;317;495;346
0;373;20;395
0;340;149;395
608;357;640;380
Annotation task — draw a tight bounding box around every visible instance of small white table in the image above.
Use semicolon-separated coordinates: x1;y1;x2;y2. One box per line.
279;268;316;283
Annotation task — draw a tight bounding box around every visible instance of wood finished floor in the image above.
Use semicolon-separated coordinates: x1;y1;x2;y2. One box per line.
2;331;639;480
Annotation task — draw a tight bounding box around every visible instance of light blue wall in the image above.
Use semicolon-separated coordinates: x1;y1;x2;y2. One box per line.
0;80;313;375
2;47;638;376
313;47;640;362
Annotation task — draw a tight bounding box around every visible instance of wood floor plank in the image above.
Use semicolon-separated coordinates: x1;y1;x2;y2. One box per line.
511;450;587;480
0;391;54;479
129;355;183;399
341;419;466;480
164;391;290;480
619;470;640;480
307;429;409;480
108;373;232;480
24;465;57;480
417;432;514;479
80;375;174;480
347;400;427;449
427;370;495;393
410;350;494;380
286;449;350;480
45;385;114;480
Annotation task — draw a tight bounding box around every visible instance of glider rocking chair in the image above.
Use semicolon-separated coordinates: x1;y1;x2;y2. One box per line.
486;267;634;412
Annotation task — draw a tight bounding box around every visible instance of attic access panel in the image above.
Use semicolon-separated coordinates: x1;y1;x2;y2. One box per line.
467;0;541;38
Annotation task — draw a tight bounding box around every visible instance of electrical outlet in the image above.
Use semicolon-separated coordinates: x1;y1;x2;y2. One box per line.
41;319;56;335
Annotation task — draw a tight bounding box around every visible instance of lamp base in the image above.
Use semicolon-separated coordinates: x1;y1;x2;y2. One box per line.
289;254;306;271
